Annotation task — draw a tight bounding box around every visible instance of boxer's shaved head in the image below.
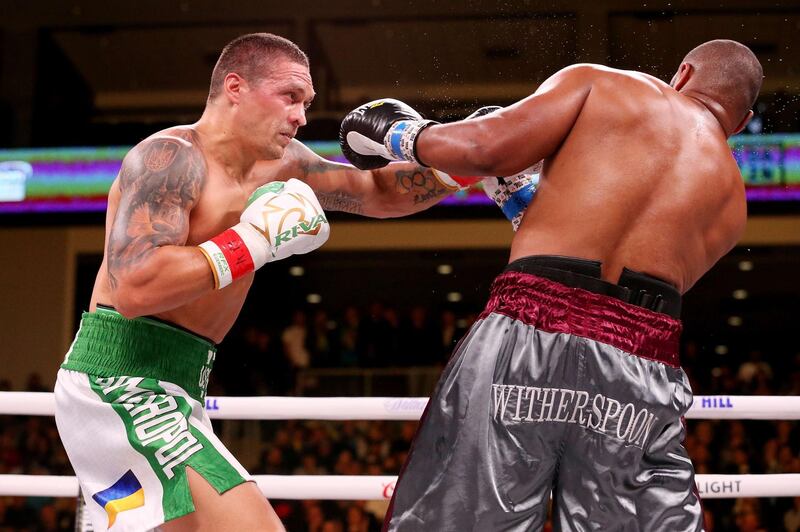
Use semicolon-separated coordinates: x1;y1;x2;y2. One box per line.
208;33;309;102
675;39;763;121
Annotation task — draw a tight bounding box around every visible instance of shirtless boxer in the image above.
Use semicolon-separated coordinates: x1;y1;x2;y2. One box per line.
340;39;763;531
53;33;528;532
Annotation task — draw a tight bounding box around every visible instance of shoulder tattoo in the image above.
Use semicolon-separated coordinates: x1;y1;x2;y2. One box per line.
108;134;206;282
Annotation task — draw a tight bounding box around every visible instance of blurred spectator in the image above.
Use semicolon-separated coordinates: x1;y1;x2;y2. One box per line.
785;497;800;532
310;309;338;367
762;439;780;473
778;445;800;473
703;508;715;532
212;322;291;395
734;498;766;532
4;497;37;529
260;446;289;475
439;310;466;363
738;351;773;392
401;306;439;366
25;372;48;392
306;501;326;532
345;503;380;532
788;353;800;394
775;420;798;448
295;453;326;475
339;306;363;367
38;503;58;532
360;302;398;367
379;307;403;364
283;310;311;368
322;518;345;532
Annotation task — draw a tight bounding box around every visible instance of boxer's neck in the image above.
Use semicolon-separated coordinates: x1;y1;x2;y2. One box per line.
682;90;736;137
194;110;259;182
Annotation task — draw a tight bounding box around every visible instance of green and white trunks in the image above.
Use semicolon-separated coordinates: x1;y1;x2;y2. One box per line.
55;307;251;532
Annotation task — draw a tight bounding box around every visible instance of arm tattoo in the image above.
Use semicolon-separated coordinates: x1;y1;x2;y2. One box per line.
296;157;366;215
394;168;449;205
107;133;206;279
298;158;331;176
316;190;365;215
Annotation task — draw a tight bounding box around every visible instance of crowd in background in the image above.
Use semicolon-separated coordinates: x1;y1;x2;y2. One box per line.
1;303;800;531
211;303;475;398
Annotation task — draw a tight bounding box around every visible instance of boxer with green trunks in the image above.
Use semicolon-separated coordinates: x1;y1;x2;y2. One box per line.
54;33;527;532
341;40;763;531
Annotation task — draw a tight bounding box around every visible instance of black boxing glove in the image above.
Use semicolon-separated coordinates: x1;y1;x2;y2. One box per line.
339;98;438;170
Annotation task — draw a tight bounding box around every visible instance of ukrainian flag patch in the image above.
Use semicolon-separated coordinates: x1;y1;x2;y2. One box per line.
92;470;145;528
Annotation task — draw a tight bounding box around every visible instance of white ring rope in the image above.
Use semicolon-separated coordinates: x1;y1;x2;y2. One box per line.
1;473;798;500
1;392;798;420
2;392;799;499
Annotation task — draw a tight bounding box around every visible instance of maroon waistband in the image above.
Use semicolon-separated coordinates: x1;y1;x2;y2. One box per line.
480;271;682;367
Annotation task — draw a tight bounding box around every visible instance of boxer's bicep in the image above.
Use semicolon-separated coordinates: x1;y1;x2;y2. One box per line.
416;65;594;177
107;137;205;287
492;66;593;163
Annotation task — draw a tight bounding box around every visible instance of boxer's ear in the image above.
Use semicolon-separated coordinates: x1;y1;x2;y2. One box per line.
732;110;754;135
224;73;246;104
670;63;693;91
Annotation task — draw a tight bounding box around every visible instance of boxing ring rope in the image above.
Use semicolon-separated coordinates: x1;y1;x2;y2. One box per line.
2;392;799;420
2;473;799;500
1;392;799;500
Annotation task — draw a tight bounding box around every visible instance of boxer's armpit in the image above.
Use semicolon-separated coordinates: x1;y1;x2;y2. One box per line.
108;136;206;281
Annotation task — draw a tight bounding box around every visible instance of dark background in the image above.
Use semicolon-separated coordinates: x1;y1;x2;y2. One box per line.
2;2;800;531
2;0;799;148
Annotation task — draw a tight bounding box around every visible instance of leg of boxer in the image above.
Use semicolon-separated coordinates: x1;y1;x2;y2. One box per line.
160;468;284;531
55;308;279;531
385;312;566;531
386;256;703;531
552;340;701;531
489;260;702;532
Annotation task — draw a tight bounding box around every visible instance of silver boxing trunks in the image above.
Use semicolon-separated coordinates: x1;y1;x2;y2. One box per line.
385;256;703;532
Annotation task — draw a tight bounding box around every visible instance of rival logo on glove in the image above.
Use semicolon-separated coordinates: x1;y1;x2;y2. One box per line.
248;191;328;252
270;213;328;248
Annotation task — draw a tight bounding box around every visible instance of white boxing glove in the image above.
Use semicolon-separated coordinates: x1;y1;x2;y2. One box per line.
198;179;330;289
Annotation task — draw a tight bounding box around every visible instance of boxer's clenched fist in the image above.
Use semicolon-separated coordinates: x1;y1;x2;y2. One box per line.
199;179;330;289
339;98;437;170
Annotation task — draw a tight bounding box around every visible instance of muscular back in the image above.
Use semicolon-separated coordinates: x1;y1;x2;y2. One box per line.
509;68;746;292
